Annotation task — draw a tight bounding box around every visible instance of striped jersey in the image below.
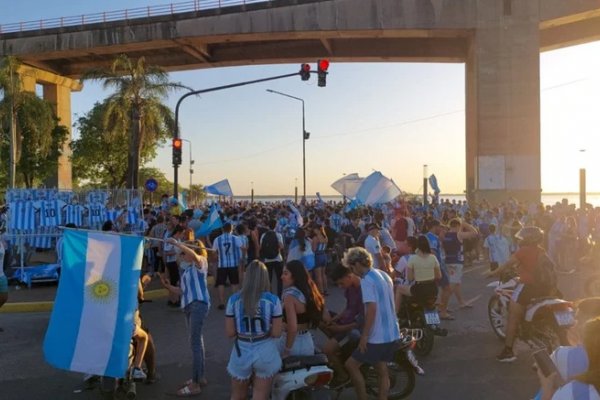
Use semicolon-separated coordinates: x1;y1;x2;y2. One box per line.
282;286;306;305
126;207;140;225
180;258;210;308
87;203;106;226
226;291;282;338
39;200;64;227
551;382;600;400
9;200;37;230
551;345;588;381
360;268;400;344
64;205;84;227
105;208;121;223
30;226;55;249
330;213;343;233
212;233;242;268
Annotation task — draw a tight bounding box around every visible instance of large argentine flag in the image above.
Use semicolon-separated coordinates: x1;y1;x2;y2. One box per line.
194;207;223;237
355;171;402;205
204;179;234;197
43;229;143;378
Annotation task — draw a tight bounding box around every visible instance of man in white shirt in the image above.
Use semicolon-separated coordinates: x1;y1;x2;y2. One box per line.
342;246;400;400
364;223;386;273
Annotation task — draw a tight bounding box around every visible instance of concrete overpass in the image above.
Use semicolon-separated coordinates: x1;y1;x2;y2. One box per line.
2;0;600;201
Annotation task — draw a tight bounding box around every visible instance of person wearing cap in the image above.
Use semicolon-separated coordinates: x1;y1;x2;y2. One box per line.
364;223;387;274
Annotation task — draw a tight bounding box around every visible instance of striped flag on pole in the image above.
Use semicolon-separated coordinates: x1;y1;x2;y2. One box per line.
43;229;143;378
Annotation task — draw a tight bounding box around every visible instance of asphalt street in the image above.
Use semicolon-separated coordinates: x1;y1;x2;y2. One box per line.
0;261;589;400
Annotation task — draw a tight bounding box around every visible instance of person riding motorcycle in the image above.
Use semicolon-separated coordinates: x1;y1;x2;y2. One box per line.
489;226;559;362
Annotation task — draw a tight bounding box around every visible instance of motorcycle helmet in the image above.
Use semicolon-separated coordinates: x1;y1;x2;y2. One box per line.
514;226;544;245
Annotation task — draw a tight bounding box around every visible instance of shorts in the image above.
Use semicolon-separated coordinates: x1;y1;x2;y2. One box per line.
446;263;463;284
410;281;438;303
166;261;180;285
0;276;7;294
511;283;546;306
227;338;281;380
216;268;239;287
352;341;397;366
437;264;450;288
314;252;328;269
278;331;315;356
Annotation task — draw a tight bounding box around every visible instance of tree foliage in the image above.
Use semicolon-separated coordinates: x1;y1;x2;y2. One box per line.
82;55;185;189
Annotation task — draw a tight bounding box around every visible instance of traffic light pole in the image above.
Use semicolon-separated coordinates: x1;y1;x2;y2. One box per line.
173;70;311;198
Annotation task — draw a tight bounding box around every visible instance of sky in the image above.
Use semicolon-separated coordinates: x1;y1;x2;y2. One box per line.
2;0;600;196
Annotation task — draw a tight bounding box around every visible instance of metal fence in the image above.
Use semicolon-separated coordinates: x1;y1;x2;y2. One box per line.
0;0;272;34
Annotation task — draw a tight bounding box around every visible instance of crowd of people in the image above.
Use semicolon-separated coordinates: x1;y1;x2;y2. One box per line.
3;194;600;399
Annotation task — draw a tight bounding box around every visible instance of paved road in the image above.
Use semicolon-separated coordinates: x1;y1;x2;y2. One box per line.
0;262;588;400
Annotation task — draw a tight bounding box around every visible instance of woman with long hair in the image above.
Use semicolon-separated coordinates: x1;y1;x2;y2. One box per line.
538;317;600;399
160;239;211;397
311;224;329;295
225;261;282;400
286;228;315;271
279;260;325;357
407;235;442;304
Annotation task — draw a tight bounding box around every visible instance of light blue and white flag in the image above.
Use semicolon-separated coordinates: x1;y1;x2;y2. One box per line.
316;192;325;208
428;174;441;194
194;207;223;237
286;201;304;227
355;171;402;205
344;198;362;213
178;191;188;210
43;229;143;378
204;179;234;197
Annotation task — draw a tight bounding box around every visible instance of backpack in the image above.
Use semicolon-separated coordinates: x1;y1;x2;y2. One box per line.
533;251;558;293
260;230;280;260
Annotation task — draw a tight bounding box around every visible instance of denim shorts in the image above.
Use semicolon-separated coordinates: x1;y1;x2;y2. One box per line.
0;276;7;294
352;341;397;366
227;338;281;380
446;263;463;284
278;331;315;356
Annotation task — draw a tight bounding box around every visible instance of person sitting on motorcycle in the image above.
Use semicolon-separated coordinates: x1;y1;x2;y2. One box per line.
321;264;363;388
342;246;401;400
490;226;557;362
279;260;325;357
393;236;418;313
407;235;442;306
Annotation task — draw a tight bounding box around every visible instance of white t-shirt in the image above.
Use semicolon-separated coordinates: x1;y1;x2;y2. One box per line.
379;228;397;251
364;235;382;270
405;217;416;237
360;269;400;344
483;234;510;264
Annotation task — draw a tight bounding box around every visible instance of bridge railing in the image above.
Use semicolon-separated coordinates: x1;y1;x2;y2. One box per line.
0;0;270;34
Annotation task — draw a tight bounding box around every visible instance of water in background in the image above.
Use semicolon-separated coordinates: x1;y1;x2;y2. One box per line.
233;193;600;207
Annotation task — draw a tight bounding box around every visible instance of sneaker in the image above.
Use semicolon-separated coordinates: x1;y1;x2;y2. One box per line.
131;367;147;381
496;347;516;363
218;304;225;310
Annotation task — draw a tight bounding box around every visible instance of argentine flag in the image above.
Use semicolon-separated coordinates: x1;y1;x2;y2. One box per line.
43;229;143;378
194;207;223;237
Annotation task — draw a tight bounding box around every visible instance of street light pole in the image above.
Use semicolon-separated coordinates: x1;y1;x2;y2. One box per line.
266;89;308;203
181;138;194;204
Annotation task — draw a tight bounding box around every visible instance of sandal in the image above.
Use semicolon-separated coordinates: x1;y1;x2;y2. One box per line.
174;384;202;397
180;379;207;388
440;314;455;320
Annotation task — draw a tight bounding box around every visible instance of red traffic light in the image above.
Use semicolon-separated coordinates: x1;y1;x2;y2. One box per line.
173;138;182;149
318;59;330;72
301;63;311;72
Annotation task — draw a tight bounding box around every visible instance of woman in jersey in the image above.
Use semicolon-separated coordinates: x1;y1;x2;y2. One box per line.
225;261;282;400
286;228;315;271
311;224;329;295
279;260;325;357
160;239;210;397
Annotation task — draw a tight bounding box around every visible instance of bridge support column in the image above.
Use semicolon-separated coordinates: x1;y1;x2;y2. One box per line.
466;0;541;204
18;66;81;189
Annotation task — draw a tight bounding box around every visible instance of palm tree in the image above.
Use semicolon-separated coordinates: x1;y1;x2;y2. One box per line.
83;55;186;189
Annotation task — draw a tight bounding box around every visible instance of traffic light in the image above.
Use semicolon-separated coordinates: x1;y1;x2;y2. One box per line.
172;138;182;166
317;59;329;87
300;63;311;81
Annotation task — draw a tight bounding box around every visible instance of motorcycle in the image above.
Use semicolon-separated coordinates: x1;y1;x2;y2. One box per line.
398;295;448;356
271;354;334;400
327;329;422;400
486;271;574;352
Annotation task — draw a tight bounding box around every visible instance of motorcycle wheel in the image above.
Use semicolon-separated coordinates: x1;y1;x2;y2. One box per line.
413;326;434;357
585;274;600;297
362;360;415;400
488;295;507;340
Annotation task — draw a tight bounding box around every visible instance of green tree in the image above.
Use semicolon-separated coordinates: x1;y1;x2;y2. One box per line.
83;55;185;189
71;101;161;188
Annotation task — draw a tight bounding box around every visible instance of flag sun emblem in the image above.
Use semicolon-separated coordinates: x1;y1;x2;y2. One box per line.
89;280;114;302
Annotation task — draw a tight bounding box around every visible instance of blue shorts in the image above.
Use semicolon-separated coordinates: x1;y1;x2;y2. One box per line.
0;276;7;294
227;338;281;380
314;253;328;269
352;341;397;366
437;264;450;288
278;331;315;356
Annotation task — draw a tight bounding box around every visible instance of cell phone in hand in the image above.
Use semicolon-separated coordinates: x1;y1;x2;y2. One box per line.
533;350;559;378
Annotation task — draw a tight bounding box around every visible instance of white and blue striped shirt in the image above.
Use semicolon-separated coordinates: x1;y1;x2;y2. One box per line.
552;382;600;400
212;233;242;268
126;207;140;225
330;213;343;233
360;268;400;344
226;291;282;338
551;345;589;382
9;200;37;230
180;258;210;308
87;203;106;226
39;200;64;227
64;205;84;227
105;208;121;223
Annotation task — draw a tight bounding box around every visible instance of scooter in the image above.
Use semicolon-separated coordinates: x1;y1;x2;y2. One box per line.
270;354;333;400
486;270;574;352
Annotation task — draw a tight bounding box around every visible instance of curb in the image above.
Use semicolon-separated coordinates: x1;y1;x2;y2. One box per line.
1;288;170;314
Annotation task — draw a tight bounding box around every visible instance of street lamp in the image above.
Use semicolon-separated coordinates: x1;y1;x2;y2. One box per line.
579;149;586;209
266;89;309;203
423;164;429;207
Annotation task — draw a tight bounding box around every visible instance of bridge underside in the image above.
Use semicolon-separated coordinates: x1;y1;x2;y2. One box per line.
2;0;600;201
